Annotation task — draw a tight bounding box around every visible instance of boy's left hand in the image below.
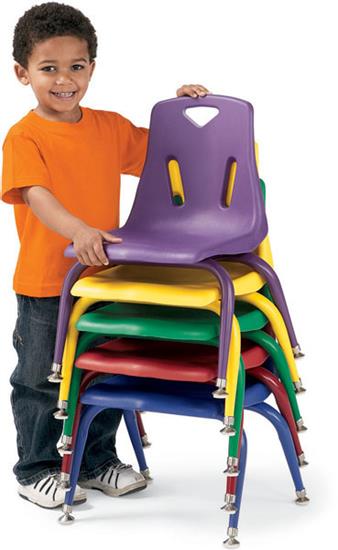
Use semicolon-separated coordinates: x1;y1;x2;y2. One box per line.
176;84;210;98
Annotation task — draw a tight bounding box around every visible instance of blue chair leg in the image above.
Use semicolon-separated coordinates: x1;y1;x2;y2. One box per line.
58;405;104;524
248;403;309;503
123;410;151;479
223;430;247;547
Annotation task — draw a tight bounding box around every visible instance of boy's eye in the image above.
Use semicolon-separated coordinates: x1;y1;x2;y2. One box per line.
40;66;56;72
72;64;85;71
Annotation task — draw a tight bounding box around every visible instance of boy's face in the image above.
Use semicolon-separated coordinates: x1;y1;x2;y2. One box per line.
15;36;95;122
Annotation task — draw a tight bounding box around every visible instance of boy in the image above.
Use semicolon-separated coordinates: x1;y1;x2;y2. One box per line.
1;2;209;509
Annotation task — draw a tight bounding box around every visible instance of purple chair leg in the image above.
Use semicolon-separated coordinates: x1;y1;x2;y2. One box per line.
48;262;86;383
198;259;235;397
226;252;303;356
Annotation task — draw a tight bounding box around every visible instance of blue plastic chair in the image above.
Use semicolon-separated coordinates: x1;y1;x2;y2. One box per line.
58;374;309;545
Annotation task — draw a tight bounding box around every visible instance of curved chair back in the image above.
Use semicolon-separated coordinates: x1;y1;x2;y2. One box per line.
124;95;268;254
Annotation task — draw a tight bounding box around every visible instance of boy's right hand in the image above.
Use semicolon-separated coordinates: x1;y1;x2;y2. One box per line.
72;224;122;266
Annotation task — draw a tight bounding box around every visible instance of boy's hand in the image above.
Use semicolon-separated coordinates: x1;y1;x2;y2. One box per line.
72;224;122;266
176;84;210;98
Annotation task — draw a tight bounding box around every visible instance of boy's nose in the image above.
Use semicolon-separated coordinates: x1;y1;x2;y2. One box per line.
55;73;73;85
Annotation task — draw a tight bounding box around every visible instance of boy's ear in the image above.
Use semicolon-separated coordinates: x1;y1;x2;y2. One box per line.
14;63;30;85
89;60;96;80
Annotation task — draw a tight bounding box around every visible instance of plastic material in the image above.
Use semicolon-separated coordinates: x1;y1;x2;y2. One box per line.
65;95;268;263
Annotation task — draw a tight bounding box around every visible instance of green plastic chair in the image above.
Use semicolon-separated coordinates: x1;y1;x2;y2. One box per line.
58;301;304;462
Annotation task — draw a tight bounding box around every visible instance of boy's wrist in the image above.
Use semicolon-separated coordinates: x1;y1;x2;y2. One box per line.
67;218;88;241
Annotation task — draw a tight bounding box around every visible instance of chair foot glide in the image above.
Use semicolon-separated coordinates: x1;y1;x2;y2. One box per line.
54;408;68;420
223;528;240;547
58;504;75;524
295;489;310;505
297;453;309;467
294;380;306;394
223;456;239;477
58;435;73;456
47;362;63;383
292;345;305;359
141;434;152;447
221;493;238;514
296;418;308;432
220;416;236;436
57;472;71;490
140;468;153;481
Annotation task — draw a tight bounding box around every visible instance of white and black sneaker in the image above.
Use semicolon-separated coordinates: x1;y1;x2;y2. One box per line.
79;463;147;497
18;474;87;509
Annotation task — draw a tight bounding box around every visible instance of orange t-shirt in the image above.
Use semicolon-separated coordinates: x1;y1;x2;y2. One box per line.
1;107;149;297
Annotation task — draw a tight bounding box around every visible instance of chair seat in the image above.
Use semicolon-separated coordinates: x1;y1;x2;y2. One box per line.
65;225;266;264
76;301;267;340
76;338;268;382
65;232;226;265
72;261;265;306
80;374;270;416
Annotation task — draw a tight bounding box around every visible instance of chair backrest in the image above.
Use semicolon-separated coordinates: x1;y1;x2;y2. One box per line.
125;95;268;254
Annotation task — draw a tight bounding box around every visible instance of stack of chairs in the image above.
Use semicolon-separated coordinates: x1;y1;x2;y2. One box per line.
48;95;309;546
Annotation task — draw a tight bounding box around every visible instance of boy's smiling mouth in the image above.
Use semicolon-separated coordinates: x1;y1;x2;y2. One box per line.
50;91;76;99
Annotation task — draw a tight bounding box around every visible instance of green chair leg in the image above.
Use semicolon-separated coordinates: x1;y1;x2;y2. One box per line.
244;330;302;423
63;332;106;437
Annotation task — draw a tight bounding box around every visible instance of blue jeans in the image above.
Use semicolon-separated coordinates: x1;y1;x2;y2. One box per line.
10;294;122;485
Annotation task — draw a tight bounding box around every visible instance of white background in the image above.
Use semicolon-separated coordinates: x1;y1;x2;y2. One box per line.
0;1;337;548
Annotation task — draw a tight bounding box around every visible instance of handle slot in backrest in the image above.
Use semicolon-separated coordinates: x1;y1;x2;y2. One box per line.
184;106;220;128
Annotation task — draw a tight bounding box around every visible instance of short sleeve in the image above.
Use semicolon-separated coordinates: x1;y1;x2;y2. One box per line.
116;114;149;177
1;133;52;204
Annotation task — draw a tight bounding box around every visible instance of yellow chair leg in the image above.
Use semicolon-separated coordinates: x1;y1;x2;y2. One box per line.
223;316;241;434
237;292;301;384
58;297;98;404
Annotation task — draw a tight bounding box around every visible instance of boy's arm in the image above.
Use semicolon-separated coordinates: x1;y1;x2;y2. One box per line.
22;186;121;266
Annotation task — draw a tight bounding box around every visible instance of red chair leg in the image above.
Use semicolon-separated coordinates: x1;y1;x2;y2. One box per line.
249;367;306;464
136;411;151;447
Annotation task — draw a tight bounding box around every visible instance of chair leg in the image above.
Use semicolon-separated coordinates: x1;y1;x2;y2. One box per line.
223;411;244;516
50;262;86;382
59;332;103;439
57;297;97;410
249;367;308;466
248;402;309;502
60;370;99;487
245;330;303;422
136;411;152;447
59;404;104;524
199;259;235;397
238;294;304;393
223;430;248;547
59;368;83;443
222;359;245;471
124;411;151;479
226;253;303;355
223;318;241;429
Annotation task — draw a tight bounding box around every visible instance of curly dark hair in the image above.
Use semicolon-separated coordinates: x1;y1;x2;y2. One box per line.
13;2;97;68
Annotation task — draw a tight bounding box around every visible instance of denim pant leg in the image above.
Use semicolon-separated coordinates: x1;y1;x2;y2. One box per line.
10;294;122;486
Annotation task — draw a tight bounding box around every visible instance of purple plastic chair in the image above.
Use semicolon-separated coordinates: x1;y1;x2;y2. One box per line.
49;96;299;397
